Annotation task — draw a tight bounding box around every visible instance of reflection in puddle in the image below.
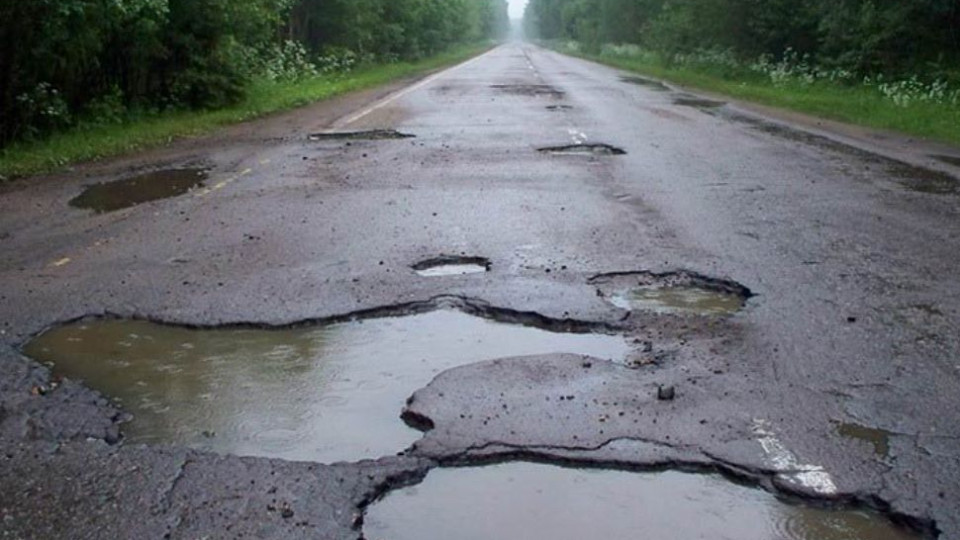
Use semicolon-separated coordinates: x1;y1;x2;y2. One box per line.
365;463;920;540
837;422;891;458
70;168;207;213
610;285;745;315
24;311;629;463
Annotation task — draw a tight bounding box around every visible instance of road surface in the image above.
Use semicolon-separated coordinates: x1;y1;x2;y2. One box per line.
1;43;959;538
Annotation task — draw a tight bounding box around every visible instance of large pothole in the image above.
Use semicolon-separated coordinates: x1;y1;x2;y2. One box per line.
70;168;207;213
412;256;491;277
591;271;752;315
364;462;922;540
307;129;415;141
538;144;626;156
23;309;629;463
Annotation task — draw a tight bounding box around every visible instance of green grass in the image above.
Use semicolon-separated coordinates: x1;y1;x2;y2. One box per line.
0;44;491;180
561;48;960;147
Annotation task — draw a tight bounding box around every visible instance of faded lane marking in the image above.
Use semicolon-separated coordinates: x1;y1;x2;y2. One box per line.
752;419;837;495
50;257;72;268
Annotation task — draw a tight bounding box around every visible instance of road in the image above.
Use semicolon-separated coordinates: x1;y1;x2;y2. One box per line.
1;43;959;538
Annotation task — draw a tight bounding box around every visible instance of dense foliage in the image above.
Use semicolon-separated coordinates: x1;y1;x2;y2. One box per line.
0;0;508;146
523;0;960;79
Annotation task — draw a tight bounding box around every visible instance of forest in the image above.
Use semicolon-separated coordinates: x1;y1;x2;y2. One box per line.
523;0;960;79
0;0;509;147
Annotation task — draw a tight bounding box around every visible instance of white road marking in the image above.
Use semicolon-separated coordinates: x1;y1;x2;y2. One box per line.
333;47;502;129
752;419;837;495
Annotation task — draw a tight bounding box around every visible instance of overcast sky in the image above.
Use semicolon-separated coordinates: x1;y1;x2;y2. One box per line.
508;0;528;19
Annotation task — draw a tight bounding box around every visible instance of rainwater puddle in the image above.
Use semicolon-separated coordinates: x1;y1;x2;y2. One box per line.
412;256;490;277
24;310;629;463
539;144;626;156
70;168;207;213
308;129;414;141
609;285;745;315
836;422;891;458
620;76;669;91
592;271;751;316
364;463;919;540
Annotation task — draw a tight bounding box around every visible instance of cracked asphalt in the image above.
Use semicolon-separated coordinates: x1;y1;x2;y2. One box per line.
2;43;960;538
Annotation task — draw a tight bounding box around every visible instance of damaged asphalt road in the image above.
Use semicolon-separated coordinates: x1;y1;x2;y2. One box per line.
1;43;960;538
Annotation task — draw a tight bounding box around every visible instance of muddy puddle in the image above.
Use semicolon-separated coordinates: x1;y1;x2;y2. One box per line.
539;143;626;156
620;76;669;91
24;311;629;463
308;129;414;141
365;463;919;540
70;168;207;213
592;271;751;315
413;256;490;277
836;421;891;458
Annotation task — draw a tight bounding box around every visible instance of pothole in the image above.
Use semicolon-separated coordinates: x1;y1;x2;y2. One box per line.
835;421;891;458
932;154;960;168
591;271;752;315
23;309;629;463
490;84;565;98
412;256;491;277
619;76;669;91
70;168;207;213
546;104;573;111
307;129;415;141
673;96;726;109
538;144;626;156
890;164;959;195
364;462;922;540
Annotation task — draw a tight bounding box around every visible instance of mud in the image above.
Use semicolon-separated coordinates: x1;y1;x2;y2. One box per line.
364;462;921;540
412;256;491;277
69;168;207;213
620;76;669;91
538;144;627;156
836;421;891;458
491;84;565;98
23;310;629;463
307;129;415;141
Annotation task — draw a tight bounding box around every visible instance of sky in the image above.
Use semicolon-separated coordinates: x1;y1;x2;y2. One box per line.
507;0;528;19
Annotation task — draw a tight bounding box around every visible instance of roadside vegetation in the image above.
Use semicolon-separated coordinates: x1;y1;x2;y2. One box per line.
0;0;509;179
524;0;960;145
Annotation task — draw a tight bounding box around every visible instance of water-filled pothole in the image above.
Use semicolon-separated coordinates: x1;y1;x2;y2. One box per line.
932;154;960;168
620;76;669;91
538;144;626;156
491;84;565;98
23;310;629;463
674;96;726;109
591;271;752;315
70;168;207;213
364;462;920;540
308;129;415;141
546;104;573;111
412;256;491;277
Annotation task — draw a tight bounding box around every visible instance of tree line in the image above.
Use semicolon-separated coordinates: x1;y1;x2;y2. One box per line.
523;0;960;78
0;0;508;146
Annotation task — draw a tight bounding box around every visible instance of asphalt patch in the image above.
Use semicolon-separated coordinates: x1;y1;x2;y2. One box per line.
308;129;415;141
23;306;629;463
590;270;752;316
538;144;626;156
620;76;669;91
364;462;922;540
69;168;207;213
412;256;491;277
491;84;565;98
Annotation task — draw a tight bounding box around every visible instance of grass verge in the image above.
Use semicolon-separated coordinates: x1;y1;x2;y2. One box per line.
556;48;960;147
0;43;492;180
